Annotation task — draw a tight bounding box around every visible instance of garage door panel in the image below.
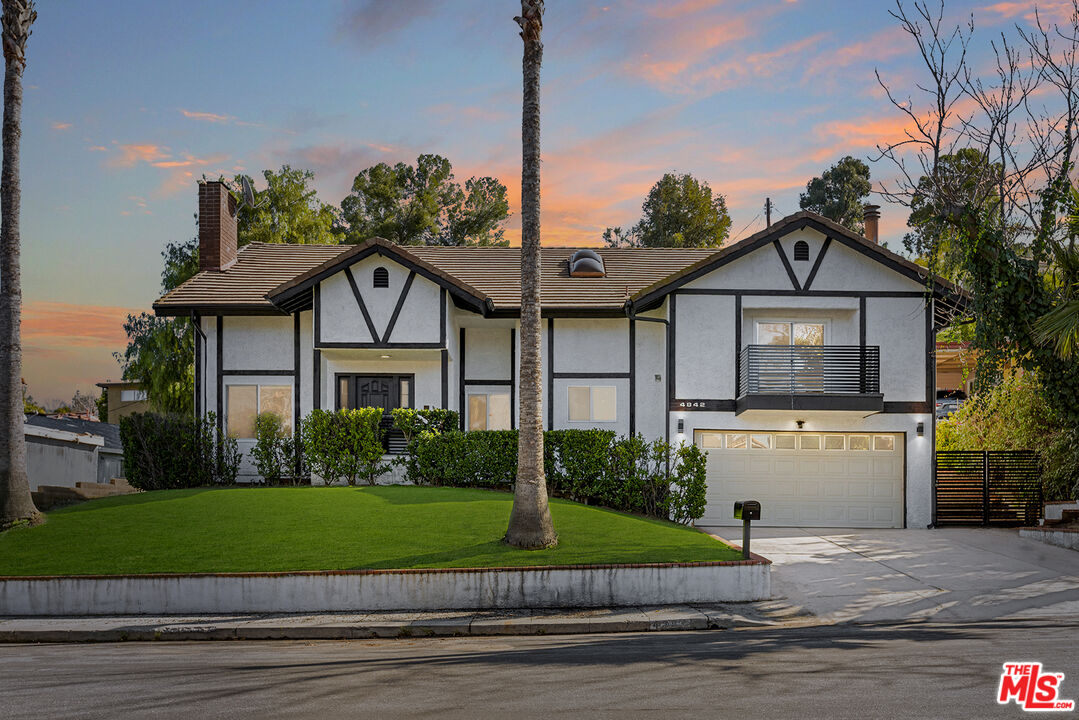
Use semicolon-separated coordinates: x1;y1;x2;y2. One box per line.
698;431;903;528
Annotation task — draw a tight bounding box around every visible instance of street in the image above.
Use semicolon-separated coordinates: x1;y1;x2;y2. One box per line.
1;621;1075;719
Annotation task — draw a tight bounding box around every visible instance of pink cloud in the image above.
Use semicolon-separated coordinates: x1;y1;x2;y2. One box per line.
107;143;170;168
22;301;139;348
50;121;72;131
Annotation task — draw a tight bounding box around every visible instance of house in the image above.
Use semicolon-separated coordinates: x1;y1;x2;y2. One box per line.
154;181;967;529
24;414;126;502
95;381;150;424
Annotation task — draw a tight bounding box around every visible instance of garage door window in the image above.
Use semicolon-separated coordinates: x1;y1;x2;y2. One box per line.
849;435;871;451
750;434;772;449
800;434;821;450
824;435;845;450
775;434;797;450
725;433;747;449
874;435;895;451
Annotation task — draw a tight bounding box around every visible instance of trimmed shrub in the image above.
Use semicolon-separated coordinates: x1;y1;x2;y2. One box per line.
544;429;616;501
119;412;241;490
668;443;708;524
301;408;389;485
410;430;519;487
251;412;302;485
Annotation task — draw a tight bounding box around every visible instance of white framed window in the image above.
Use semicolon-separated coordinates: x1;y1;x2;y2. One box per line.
567;386;617;423
756;321;826;346
468;393;511;431
120;389;147;402
824;434;846;451
750;433;772;449
775;434;797;450
874;435;896;451
849;435;871;451
226;384;293;439
800;434;821;450
725;433;747;449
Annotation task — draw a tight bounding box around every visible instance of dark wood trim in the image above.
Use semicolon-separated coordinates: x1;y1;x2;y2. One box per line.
773;239;802;291
487;308;630;319
552;372;631;379
734;294;742;398
439;289;447;346
440;349;448;409
381;271;416;343
313;348;321;410
669;398;736;412
547;317;554;430
668;293;676;405
293;312;301;466
314;284;321;346
859;296;867;347
154;304;289;318
674;288;927;298
215;316;224;434
736;393;884;414
802;236;831;291
458;328;466;430
883;401;933;413
510;328;516;430
464;379;514;386
220;369;296;376
925;299;934;406
629;318;636;437
344;267;379;342
314;341;445;350
665;300;672;449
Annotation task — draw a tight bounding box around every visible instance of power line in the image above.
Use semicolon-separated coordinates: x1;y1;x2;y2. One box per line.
732;212;762;242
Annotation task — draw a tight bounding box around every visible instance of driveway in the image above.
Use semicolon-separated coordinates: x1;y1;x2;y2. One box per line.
701;526;1079;624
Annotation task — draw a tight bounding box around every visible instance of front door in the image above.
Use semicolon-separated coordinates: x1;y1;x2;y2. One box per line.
336;374;413;412
357;377;393;409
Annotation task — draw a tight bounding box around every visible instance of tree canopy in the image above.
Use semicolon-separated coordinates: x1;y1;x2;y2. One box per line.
798;156;872;233
605;173;731;248
339;154;509;246
233;165;339;245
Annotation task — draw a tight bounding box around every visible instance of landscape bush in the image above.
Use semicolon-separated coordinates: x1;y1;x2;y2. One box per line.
301;407;389;485
119;412;241;490
399;428;708;523
251;412;302;485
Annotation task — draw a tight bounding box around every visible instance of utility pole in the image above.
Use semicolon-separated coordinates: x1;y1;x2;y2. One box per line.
765;198;773;227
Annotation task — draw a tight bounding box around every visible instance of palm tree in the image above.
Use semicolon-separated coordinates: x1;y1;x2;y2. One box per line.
505;0;556;549
0;0;38;529
1034;188;1079;358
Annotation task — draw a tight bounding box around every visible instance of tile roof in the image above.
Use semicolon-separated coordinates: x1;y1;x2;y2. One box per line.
24;415;122;450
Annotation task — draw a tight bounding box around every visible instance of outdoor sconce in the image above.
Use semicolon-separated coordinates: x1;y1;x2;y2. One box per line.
677;419;685;434
917;422;925;437
796;420;805;429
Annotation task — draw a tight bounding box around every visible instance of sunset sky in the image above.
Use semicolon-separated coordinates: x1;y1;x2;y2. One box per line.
19;0;1060;405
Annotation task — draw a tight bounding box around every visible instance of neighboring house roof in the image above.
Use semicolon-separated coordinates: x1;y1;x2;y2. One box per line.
24;415;122;450
151;210;968;322
95;380;144;389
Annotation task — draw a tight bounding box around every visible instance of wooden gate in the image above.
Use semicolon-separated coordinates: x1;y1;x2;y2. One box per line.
934;451;1042;526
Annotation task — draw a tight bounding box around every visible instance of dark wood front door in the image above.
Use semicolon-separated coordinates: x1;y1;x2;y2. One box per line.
356;377;393;409
336;374;413;412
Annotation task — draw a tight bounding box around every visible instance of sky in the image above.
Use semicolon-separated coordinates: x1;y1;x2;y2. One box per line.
18;0;1066;405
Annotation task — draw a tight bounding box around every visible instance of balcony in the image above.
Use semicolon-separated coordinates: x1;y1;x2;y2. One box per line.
736;345;883;414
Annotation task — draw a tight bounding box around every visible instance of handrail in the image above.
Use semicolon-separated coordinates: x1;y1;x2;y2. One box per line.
738;345;880;396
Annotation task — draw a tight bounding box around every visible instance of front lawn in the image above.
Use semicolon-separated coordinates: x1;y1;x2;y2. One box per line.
0;486;739;575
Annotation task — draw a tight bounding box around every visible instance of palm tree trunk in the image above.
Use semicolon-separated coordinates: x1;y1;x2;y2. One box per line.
0;0;38;529
506;0;556;549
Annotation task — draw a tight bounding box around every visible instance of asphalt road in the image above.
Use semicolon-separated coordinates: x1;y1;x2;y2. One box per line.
1;622;1076;719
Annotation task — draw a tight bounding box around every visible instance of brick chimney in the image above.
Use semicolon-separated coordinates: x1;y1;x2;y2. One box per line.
198;180;238;272
863;203;880;244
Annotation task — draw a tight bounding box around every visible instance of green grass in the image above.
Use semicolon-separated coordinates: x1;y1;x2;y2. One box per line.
0;486;739;575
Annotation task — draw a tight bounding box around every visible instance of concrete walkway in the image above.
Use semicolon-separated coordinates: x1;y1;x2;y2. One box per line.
704;526;1079;624
0;602;812;642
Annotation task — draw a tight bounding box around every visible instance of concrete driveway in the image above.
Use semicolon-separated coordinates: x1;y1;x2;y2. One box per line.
701;526;1079;624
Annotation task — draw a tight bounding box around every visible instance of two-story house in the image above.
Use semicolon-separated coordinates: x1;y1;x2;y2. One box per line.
154;181;966;529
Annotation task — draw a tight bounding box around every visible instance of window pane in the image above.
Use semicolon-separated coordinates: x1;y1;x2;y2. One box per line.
800;434;821;450
226;385;258;439
794;323;825;346
849;435;870;451
725;433;747;449
824;435;845;450
120;389;146;402
260;386;293;437
568;386;590;422
750;433;772;449
488;393;511;431
698;432;723;448
399;378;411;409
874;435;895;451
592;386;617;422
468;395;488;431
775;434;797;450
757;322;791;346
338;377;352;410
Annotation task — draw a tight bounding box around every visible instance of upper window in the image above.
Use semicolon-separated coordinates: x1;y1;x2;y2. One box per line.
757;321;824;346
793;240;810;261
120;389;147;402
568;386;617;423
373;267;389;288
226;384;292;439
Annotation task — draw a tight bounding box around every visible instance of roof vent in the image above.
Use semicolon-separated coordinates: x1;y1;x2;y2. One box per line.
569;249;605;277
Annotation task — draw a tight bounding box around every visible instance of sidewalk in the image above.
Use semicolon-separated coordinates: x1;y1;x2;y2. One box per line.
0;601;812;642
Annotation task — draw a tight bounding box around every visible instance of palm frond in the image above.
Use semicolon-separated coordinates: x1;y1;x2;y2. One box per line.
1034;298;1079;358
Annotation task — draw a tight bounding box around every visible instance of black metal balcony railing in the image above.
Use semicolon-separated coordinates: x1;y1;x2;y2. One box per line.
739;345;880;397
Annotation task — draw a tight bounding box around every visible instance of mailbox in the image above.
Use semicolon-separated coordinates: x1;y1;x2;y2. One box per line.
734;500;761;521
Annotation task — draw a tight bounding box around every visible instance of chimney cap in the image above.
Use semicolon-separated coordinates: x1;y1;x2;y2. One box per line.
863;203;881;219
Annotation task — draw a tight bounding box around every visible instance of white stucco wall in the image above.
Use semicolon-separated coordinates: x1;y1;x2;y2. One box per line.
222;316;293;371
553;318;630;374
634;313;667;440
319;271;374;344
675;294;735;399
867;296;927;401
808;233;926;293
683;248;794;291
464;327;512;380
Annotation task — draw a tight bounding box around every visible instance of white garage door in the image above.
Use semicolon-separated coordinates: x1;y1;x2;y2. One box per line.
695;431;904;528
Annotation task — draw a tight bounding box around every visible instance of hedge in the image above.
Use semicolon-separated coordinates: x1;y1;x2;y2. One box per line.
301;408;388;485
119;412;241;490
395;427;708;523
